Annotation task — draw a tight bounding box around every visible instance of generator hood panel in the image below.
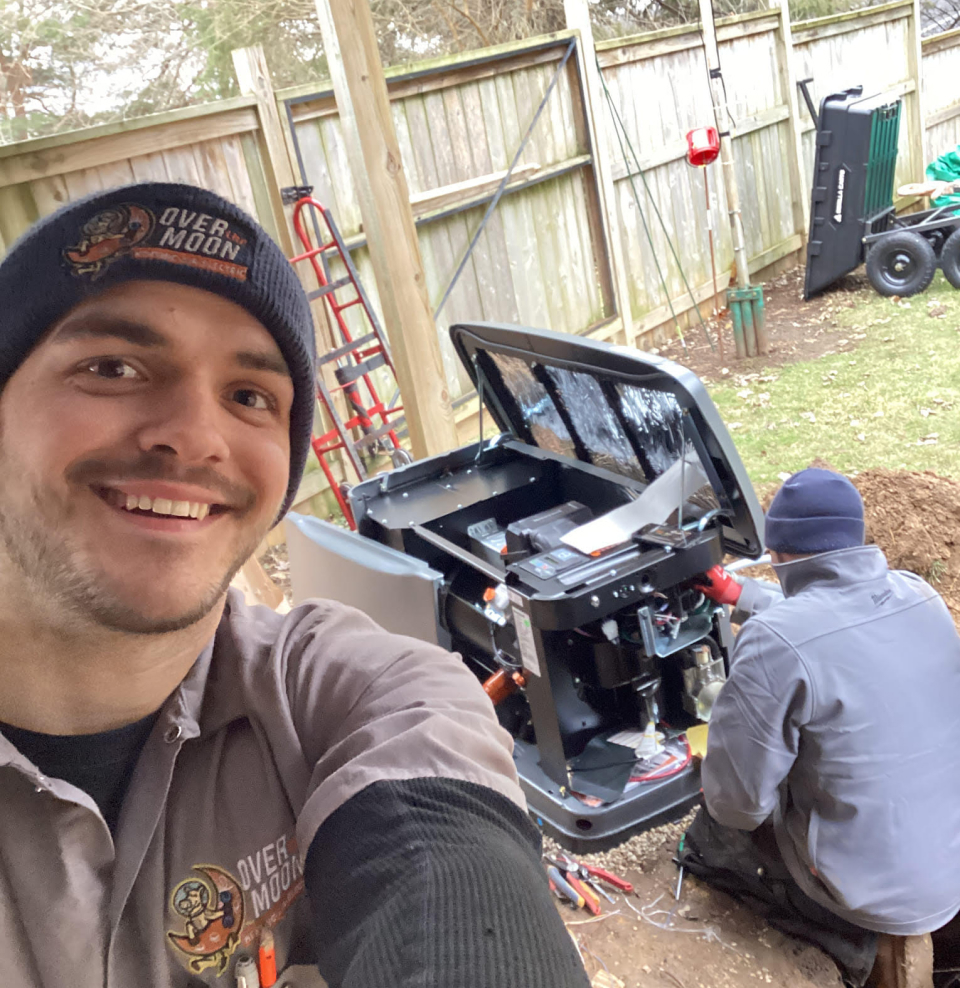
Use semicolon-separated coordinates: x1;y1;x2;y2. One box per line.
451;322;764;558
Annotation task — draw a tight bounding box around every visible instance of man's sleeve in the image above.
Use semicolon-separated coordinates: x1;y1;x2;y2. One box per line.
278;602;589;987
730;576;784;626
304;777;590;988
280;600;527;850
702;619;813;830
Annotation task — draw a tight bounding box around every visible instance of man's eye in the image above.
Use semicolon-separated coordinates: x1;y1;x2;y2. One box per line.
83;358;139;379
232;388;270;410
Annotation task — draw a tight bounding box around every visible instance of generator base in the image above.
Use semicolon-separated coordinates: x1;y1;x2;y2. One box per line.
513;739;702;854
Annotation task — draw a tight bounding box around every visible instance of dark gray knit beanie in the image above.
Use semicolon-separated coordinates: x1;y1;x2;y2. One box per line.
765;468;865;554
0;182;316;516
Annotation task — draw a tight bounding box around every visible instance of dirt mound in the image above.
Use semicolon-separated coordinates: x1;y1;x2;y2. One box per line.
854;469;960;618
760;465;960;620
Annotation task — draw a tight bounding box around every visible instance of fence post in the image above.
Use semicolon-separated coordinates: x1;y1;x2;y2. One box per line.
773;0;810;242
564;0;637;346
313;0;458;459
905;0;927;180
231;45;298;257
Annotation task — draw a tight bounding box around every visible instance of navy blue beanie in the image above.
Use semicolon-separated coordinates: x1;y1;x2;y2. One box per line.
0;182;316;516
765;468;865;554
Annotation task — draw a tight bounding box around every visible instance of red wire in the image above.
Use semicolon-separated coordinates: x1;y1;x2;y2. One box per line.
629;735;693;783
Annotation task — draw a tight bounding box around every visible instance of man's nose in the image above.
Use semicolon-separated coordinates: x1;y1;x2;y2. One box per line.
134;380;232;464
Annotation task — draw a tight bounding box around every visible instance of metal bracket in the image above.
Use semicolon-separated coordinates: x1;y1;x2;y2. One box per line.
280;185;314;205
797;79;819;130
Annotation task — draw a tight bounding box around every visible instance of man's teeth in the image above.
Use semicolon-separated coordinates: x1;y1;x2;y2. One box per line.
118;492;210;520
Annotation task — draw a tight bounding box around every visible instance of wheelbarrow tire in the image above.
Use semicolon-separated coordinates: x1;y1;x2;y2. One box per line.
866;231;937;297
941;228;960;290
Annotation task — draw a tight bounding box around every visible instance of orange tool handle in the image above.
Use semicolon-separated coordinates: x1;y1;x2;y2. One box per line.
258;929;277;987
582;864;633;894
566;874;601;916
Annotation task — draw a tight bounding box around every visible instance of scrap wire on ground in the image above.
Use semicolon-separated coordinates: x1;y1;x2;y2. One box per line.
623;892;743;955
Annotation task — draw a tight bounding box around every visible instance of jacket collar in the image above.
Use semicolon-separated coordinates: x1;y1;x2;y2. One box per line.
772;544;888;597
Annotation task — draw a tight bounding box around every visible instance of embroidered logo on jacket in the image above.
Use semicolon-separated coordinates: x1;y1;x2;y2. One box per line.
167;865;245;974
166;834;305;978
64;203;251;282
872;590;893;607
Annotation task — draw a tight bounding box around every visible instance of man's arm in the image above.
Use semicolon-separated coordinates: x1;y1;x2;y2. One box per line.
696;565;783;626
276;601;589;987
731;576;784;625
702;620;812;830
305;777;590;988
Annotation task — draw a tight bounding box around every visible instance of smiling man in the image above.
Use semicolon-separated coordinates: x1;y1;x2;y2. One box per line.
0;183;589;988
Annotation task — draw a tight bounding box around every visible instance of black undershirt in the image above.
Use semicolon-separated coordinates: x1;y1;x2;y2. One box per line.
0;712;159;834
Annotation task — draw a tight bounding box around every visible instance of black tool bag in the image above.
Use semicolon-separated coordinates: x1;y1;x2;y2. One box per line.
678;807;877;987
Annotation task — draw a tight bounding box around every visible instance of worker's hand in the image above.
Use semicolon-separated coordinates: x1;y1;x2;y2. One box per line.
694;565;742;605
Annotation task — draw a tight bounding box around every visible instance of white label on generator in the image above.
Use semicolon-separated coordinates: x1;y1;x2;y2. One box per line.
512;607;541;677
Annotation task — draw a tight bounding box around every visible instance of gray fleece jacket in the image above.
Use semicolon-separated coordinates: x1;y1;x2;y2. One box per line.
702;545;960;934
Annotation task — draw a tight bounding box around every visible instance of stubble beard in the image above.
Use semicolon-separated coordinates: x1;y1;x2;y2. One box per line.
0;462;267;637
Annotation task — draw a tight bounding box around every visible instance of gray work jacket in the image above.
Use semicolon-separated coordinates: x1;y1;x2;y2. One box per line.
0;589;523;987
702;545;960;934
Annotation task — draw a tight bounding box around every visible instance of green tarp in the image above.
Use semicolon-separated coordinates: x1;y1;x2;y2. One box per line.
926;145;960;209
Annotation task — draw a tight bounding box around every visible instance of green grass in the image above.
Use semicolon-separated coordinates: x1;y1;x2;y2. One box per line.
707;273;960;486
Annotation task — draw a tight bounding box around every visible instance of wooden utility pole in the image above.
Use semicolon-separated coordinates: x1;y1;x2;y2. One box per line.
313;0;458;459
697;0;750;290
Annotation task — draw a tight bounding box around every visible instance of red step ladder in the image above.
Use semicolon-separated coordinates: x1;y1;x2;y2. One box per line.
288;195;409;529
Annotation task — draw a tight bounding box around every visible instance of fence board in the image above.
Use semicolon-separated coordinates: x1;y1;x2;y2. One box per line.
923;30;960;162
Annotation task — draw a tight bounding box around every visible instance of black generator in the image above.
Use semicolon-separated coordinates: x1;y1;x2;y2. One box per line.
287;323;764;851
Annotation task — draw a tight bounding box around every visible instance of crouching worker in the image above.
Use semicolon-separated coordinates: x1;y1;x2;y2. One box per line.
0;183;589;988
684;468;960;987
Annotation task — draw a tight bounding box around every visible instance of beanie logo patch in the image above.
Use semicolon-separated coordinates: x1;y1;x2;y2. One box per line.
64;203;251;282
63;204;155;278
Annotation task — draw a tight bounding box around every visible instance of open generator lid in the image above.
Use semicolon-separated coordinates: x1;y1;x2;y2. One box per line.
450;322;765;558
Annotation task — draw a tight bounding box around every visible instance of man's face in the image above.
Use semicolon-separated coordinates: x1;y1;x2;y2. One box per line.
0;280;293;634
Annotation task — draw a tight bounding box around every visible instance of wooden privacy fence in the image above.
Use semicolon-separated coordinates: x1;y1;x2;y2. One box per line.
276;33;614;403
595;7;806;343
922;27;960;163
792;0;926;206
0;0;958;507
0;96;289;257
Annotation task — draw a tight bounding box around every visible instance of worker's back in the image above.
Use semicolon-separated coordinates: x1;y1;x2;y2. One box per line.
708;544;960;934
